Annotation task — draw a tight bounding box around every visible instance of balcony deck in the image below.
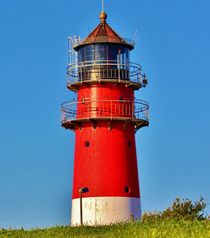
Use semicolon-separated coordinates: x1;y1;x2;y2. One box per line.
66;60;148;91
61;99;149;130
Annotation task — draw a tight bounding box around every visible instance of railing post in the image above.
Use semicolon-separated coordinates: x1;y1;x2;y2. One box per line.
88;99;90;118
122;102;124;116
99;63;101;80
132;101;134;120
118;50;121;82
111;100;112;119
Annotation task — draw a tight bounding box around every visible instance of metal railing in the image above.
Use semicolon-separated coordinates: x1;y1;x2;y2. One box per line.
67;60;147;86
61;99;149;123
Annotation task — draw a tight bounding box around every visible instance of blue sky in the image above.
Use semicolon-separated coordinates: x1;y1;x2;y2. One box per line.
0;0;210;229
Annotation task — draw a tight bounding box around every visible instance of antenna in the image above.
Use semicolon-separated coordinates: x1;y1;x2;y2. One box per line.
102;0;104;12
132;29;138;44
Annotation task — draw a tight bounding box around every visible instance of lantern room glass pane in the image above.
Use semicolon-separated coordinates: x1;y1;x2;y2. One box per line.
85;45;94;61
78;44;130;65
78;48;85;62
108;45;129;66
107;45;118;61
95;44;107;61
78;45;94;62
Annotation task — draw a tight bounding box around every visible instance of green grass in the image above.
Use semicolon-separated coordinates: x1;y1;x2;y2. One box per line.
1;219;210;238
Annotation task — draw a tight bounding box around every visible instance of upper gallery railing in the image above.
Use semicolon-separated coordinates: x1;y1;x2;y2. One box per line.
67;60;148;87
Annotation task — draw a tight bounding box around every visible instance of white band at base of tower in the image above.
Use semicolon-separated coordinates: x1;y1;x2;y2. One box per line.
71;197;141;226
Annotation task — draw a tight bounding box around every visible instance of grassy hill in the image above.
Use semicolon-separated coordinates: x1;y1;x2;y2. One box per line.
1;198;209;237
1;219;210;238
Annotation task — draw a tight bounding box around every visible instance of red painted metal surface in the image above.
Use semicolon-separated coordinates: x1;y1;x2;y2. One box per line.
76;84;134;119
71;83;141;199
77;83;134;100
72;121;140;199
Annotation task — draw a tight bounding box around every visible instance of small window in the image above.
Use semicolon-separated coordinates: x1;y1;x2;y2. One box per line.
84;141;90;147
124;186;131;193
78;187;89;193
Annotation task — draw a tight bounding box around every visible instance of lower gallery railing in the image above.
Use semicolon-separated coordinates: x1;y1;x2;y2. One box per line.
61;99;149;123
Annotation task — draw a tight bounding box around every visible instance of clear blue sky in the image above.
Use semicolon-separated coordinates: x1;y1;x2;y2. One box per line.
0;0;210;229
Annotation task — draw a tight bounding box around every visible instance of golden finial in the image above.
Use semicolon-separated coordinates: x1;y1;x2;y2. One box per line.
100;12;107;24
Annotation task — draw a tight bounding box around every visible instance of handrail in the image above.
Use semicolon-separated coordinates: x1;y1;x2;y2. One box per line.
61;99;149;123
67;60;140;67
66;60;147;86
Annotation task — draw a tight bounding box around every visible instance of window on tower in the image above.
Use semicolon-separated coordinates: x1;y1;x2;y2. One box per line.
77;44;130;81
124;186;131;193
78;44;129;64
78;45;94;62
95;44;107;61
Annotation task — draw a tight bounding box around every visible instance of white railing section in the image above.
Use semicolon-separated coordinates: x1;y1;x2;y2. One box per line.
61;99;149;123
67;60;148;86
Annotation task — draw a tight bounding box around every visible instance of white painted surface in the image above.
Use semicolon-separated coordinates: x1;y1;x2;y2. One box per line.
71;196;141;226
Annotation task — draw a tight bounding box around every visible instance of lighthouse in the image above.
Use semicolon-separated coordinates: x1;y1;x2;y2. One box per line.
61;10;149;226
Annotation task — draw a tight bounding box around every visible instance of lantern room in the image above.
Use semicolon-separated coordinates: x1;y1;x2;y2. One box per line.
66;11;148;89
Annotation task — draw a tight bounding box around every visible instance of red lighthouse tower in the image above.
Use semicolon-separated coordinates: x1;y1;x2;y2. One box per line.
61;10;149;226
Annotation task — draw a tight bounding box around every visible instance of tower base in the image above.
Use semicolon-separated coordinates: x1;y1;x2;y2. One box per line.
71;197;141;226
